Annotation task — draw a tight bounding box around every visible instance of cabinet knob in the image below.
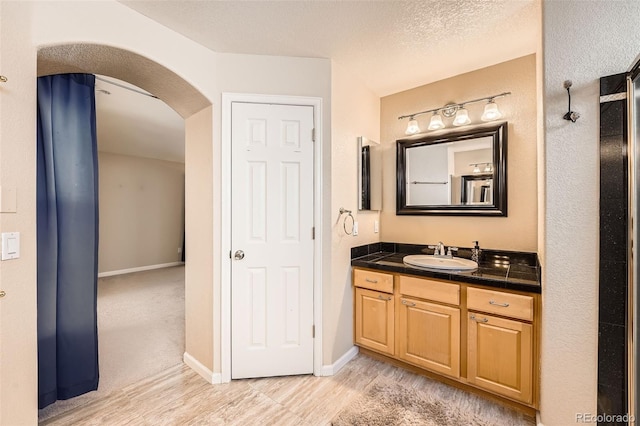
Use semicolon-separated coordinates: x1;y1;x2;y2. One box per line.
377;294;392;301
489;300;509;307
365;278;378;284
401;299;416;307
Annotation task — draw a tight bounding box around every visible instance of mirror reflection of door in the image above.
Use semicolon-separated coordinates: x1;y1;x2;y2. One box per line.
406;142;450;205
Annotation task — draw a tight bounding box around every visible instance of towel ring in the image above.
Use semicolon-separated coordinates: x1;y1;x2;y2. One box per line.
339;207;354;235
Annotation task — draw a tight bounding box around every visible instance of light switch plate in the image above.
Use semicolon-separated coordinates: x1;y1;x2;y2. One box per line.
353;221;359;236
2;232;20;260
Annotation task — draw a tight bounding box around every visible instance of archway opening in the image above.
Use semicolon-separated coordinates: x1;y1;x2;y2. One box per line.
36;43;214;417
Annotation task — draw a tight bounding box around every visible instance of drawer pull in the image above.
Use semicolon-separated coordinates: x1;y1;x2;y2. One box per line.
401;299;416;307
378;295;392;301
365;278;379;284
489;300;510;307
470;314;489;323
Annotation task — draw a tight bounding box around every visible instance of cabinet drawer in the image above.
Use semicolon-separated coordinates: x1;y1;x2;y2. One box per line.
354;269;393;293
399;275;460;306
467;287;533;321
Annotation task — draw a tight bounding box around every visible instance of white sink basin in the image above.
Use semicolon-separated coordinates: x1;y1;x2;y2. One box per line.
403;254;478;271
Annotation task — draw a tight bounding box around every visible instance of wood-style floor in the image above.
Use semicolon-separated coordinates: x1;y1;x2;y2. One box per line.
40;353;534;425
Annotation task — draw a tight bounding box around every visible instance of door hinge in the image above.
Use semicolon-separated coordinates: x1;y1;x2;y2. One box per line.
312;128;316;142
312;325;315;338
312;227;315;240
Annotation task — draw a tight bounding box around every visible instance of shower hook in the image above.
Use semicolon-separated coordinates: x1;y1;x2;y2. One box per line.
562;80;580;123
339;207;355;235
0;76;7;83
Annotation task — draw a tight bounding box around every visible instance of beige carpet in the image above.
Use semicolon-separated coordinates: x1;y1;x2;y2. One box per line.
38;265;185;422
332;369;535;426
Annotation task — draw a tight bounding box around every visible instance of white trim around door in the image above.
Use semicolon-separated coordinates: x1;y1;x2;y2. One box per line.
221;93;323;382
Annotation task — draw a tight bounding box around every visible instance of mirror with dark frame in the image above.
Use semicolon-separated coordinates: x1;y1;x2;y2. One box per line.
396;122;507;216
358;136;382;211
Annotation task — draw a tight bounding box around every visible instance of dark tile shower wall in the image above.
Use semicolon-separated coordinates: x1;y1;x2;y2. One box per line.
598;73;628;424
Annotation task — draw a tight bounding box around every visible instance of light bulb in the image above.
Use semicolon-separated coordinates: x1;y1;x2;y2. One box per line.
481;100;502;121
484;163;492;172
427;113;445;130
472;164;480;173
452;107;471;126
405;118;420;135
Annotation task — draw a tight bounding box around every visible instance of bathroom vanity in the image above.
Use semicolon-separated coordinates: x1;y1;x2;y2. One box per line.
351;243;540;413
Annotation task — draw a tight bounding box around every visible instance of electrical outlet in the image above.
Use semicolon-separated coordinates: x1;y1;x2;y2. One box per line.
374;220;379;233
353;221;359;236
178;247;182;254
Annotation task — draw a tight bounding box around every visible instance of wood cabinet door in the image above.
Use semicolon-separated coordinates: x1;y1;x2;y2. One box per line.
467;312;533;404
354;287;394;355
397;297;460;378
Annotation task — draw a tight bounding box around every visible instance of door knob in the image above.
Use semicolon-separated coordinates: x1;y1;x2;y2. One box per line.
0;290;5;298
234;250;245;260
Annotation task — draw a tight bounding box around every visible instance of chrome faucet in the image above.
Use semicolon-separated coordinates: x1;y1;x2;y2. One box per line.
429;241;457;258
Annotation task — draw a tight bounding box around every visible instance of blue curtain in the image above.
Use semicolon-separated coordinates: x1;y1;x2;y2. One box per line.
37;74;99;409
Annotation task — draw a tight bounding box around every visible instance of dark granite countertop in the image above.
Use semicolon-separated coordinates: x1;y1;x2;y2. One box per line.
351;242;541;294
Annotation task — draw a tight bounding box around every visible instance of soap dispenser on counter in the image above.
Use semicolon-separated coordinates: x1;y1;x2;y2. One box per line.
471;241;481;263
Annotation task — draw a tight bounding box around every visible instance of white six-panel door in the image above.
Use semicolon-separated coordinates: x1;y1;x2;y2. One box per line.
231;102;315;379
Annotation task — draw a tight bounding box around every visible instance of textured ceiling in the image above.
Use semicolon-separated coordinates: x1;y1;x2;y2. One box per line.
120;0;540;96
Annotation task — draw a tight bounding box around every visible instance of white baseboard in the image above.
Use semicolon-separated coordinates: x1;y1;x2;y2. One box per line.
319;346;359;376
536;412;543;426
98;262;184;278
184;352;215;383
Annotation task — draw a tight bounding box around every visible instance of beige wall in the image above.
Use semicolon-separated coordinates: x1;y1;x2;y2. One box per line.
541;2;640;424
380;55;538;252
0;2;38;424
185;106;214;371
329;62;380;363
98;152;185;273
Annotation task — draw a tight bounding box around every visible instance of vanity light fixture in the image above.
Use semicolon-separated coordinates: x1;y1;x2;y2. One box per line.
427;112;445;130
405;116;421;135
481;99;502;121
470;162;492;173
398;91;511;134
452;106;471;126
